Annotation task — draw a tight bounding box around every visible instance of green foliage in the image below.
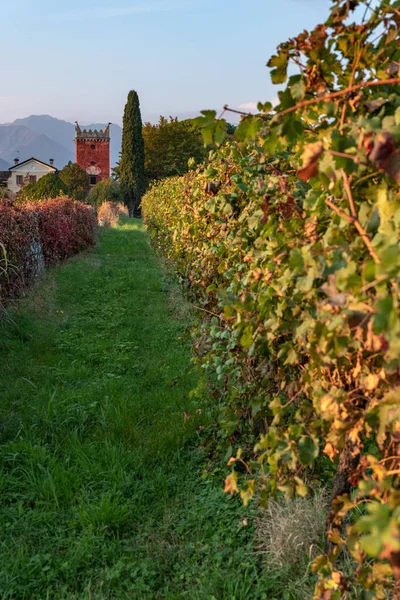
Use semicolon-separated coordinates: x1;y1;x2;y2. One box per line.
59;161;89;201
143;116;206;182
120;90;145;214
16;173;70;203
142;1;400;596
192;110;228;146
87;177;123;210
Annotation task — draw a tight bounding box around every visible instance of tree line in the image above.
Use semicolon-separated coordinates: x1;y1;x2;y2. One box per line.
12;91;207;213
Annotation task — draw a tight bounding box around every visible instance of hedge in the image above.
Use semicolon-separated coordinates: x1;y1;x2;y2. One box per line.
142;1;400;597
0;197;96;305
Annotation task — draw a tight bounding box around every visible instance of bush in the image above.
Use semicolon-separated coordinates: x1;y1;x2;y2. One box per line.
87;178;123;210
16;173;70;203
0;197;96;305
59;162;90;201
97;202;128;227
0;201;42;302
31;197;97;265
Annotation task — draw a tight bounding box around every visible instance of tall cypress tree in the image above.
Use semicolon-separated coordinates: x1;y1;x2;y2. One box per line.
120;90;145;215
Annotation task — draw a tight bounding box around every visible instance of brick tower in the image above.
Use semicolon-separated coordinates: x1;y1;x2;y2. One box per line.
75;122;110;186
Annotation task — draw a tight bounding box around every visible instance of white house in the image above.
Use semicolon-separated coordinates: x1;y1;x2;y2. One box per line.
7;157;57;194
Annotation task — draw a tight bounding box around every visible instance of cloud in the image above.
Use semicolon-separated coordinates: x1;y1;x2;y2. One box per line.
49;1;192;21
238;98;279;113
238;102;259;113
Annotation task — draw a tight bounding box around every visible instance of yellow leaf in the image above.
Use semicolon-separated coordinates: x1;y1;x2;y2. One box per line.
364;373;380;391
323;442;339;461
224;472;238;496
240;480;256;506
320;394;340;420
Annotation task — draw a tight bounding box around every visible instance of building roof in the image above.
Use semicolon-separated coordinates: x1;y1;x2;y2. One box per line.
75;122;111;141
8;157;57;171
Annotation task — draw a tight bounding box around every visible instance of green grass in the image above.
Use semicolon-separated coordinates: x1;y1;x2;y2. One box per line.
0;218;293;599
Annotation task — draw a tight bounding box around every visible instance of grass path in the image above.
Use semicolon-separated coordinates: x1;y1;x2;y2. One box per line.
0;219;274;600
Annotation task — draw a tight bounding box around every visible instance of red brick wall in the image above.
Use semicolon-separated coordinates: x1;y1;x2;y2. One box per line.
75;139;110;182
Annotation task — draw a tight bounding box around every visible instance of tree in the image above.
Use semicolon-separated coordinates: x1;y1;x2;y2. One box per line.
59;162;89;201
119;90;145;215
16;173;70;203
87;178;123;210
143;117;206;183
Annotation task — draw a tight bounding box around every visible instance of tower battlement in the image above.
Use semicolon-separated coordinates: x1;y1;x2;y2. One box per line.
75;123;110;141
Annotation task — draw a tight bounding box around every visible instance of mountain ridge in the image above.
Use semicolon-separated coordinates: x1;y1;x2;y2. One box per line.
0;115;122;170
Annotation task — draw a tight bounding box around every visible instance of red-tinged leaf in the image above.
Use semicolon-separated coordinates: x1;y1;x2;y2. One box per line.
368;131;396;163
298;141;324;181
379;150;400;183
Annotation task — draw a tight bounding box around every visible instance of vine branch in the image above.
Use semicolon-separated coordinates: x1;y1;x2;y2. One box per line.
325;196;380;265
274;77;400;120
342;170;357;218
188;301;222;320
222;105;255;117
340;46;364;131
222;78;400;122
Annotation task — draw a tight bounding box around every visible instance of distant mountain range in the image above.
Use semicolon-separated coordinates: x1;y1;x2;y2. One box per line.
0;157;10;170
0;115;123;170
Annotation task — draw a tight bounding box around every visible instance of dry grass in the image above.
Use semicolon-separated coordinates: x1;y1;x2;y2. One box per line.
256;491;328;568
97;202;129;227
166;280;193;321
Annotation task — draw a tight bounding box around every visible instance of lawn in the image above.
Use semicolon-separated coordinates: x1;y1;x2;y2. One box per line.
0;218;284;599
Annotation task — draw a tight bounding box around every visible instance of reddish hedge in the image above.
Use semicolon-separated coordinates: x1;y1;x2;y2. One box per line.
29;197;97;265
0;197;96;304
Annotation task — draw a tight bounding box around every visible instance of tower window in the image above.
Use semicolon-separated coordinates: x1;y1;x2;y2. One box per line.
89;175;97;186
91;144;96;150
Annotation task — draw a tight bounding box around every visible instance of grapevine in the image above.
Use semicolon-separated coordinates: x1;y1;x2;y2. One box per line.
142;1;400;596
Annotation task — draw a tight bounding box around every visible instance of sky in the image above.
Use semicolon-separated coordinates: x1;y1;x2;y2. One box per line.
1;0;332;126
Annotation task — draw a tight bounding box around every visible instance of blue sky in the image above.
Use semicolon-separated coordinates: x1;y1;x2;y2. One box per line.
2;0;331;125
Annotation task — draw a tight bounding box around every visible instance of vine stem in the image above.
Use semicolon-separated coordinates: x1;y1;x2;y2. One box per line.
222;105;254;117
223;78;400;121
340;46;364;131
275;77;400;120
341;170;357;219
325;189;381;265
188;301;221;320
330;150;358;162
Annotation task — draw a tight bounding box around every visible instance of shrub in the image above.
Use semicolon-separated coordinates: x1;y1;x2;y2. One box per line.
97;202;128;227
16;173;70;203
0;201;41;301
31;197;97;264
0;197;96;305
87;178;123;210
